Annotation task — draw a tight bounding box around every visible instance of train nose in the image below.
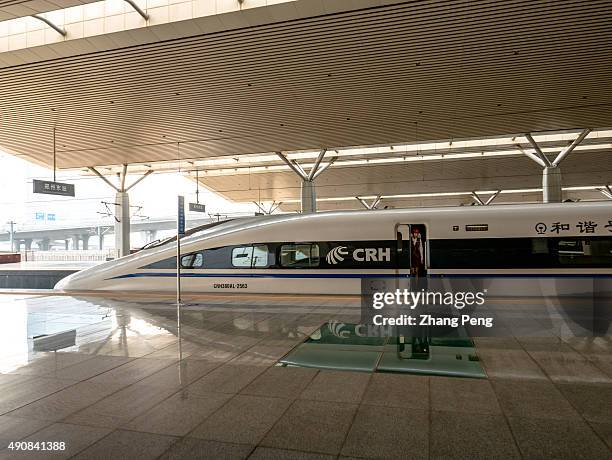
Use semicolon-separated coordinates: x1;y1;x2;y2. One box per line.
54;272;81;290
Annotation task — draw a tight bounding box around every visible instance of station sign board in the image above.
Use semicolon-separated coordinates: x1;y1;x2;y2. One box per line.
177;195;185;236
33;179;75;197
189;202;206;213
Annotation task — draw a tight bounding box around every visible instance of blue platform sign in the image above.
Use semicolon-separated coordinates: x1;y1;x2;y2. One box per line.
35;212;45;220
47;213;56;221
177;195;185;236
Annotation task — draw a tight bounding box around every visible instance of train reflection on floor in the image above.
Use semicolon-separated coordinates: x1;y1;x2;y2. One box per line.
279;322;486;378
0;293;610;459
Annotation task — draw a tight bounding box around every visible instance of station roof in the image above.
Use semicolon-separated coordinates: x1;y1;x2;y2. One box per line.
1;0;611;209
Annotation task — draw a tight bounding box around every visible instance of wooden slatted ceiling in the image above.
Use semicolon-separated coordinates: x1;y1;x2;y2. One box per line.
0;0;611;172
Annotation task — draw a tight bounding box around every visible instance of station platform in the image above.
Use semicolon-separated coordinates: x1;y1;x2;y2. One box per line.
0;290;609;459
0;262;99;290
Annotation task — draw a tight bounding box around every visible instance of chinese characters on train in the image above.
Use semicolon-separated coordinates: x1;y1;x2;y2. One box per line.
535;220;612;234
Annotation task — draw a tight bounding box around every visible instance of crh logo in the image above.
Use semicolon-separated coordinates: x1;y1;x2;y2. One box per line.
326;246;391;264
326;246;349;264
328;320;350;338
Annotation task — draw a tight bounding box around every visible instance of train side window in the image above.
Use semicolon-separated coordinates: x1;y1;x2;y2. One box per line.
180;253;203;268
231;245;270;268
251;245;269;267
557;239;612;266
232;247;253;267
280;244;320;268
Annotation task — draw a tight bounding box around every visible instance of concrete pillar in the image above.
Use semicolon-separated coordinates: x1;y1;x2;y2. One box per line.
301;180;317;213
71;235;80;250
37;238;50;251
115;191;130;258
144;229;157;243
543;167;563;203
97;226;105;249
15;240;22;251
65;239;69;250
24;239;32;250
81;234;90;250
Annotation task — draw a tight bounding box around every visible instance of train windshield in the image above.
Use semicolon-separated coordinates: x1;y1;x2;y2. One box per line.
140;219;235;250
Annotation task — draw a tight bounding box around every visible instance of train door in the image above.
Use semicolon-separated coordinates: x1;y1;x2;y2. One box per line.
396;224;430;358
396;224;428;278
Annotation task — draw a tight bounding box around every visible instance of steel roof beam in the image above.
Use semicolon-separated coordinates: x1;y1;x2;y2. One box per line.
276;151;307;180
356;194;382;210
524;133;552;167
552;128;591;167
31;14;67;36
123;0;149;20
88;166;119;192
470;191;485;205
307;148;327;181
125;169;153;192
311;156;337;180
485;190;501;205
597;185;612;200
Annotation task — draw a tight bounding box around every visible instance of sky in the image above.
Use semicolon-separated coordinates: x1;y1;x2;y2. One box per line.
0;151;257;250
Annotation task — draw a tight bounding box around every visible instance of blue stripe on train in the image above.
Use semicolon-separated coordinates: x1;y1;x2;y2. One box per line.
109;272;612;280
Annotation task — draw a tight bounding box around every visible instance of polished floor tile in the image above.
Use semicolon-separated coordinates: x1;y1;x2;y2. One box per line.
557;383;612;423
159;437;253;459
190;394;291;445
123;392;231;436
6;423;112;459
492;380;582;421
72;429;178;460
430;411;520;459
361;373;429;410
249;447;335;460
262;400;357;455
86;357;176;385
299;370;370;404
430;376;501;415
241;367;318;399
0;415;51;450
0;377;78;415
0;293;609;459
188;364;267;395
341;405;428;459
6;381;124;422
508;417;610;459
64;383;178;429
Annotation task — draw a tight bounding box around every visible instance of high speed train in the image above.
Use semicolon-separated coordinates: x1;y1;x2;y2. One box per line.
54;202;612;294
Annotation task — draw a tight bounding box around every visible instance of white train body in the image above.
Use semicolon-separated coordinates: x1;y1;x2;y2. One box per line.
55;202;612;294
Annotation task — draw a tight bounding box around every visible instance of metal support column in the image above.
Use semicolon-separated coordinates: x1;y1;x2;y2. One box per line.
115;192;130;258
88;165;152;258
276;149;337;213
521;129;591;203
301;180;317;213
